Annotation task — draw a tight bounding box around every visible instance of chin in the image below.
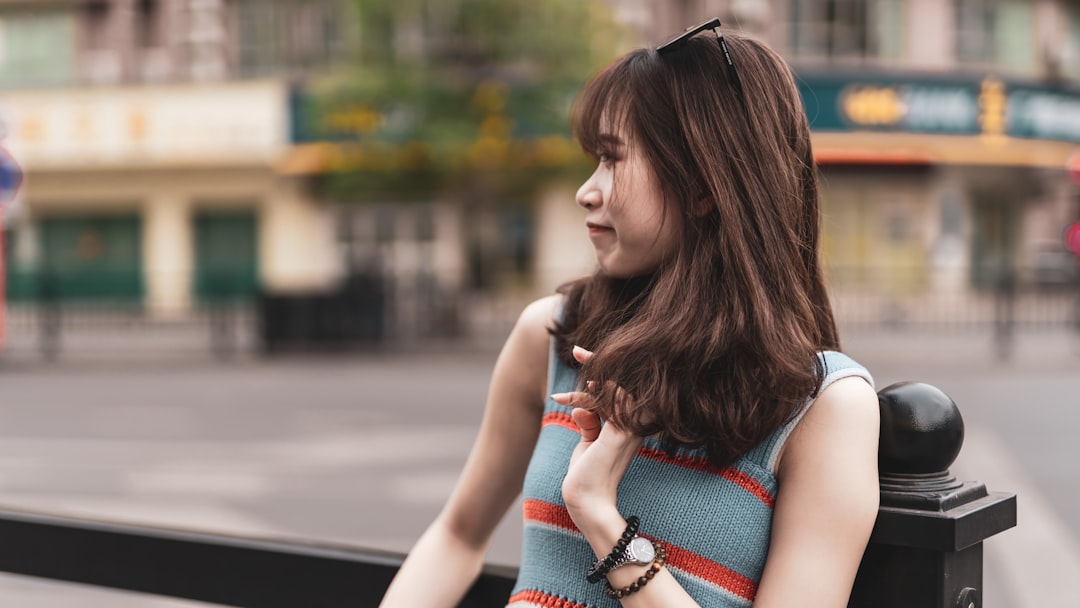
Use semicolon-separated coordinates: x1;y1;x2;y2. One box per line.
598;266;644;280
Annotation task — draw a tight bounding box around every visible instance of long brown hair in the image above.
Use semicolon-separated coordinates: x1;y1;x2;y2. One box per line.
552;31;838;469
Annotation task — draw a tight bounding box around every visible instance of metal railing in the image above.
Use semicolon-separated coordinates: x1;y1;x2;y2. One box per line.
3;266;1077;360
0;383;1015;608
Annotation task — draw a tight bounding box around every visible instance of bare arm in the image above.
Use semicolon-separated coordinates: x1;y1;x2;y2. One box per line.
378;295;559;608
753;376;880;607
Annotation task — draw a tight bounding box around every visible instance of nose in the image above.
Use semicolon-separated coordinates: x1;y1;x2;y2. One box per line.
576;176;602;210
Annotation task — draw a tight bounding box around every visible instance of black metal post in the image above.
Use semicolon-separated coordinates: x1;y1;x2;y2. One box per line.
38;270;61;361
848;382;1017;608
993;268;1016;361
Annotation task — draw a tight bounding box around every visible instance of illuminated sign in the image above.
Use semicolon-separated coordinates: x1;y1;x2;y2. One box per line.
799;72;1080;143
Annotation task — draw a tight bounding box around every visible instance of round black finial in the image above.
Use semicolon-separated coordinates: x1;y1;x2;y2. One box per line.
877;382;965;475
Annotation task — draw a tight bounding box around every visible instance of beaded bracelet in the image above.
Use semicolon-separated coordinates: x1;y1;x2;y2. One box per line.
604;541;667;599
585;516;640;584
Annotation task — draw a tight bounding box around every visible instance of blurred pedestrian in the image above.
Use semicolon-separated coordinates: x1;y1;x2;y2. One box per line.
380;19;879;608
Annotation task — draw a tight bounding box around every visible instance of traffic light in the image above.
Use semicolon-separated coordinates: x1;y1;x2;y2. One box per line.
1065;222;1080;255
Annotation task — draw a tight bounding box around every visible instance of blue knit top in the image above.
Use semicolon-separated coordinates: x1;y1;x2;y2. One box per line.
507;346;873;608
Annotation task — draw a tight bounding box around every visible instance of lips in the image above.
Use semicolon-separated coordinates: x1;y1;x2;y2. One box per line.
586;222;613;236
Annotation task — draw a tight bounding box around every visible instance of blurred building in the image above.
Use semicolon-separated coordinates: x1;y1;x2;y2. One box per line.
0;0;348;319
1;0;1078;345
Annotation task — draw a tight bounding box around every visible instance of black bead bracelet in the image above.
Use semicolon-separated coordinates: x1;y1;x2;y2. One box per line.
585;515;640;584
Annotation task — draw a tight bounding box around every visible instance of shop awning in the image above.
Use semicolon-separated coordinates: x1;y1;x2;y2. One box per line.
812;131;1078;168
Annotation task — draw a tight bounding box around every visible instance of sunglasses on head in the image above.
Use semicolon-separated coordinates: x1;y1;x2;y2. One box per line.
656;18;746;106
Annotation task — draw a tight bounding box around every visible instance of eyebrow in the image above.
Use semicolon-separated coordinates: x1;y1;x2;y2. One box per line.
596;133;625;147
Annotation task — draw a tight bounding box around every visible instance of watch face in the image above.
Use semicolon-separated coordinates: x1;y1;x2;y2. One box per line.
629;537;655;563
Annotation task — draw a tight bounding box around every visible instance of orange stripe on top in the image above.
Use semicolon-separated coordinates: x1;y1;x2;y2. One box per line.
650;536;759;601
508;589;590;608
541;411;579;432
523;499;579;533
523;499;758;601
637;446;775;508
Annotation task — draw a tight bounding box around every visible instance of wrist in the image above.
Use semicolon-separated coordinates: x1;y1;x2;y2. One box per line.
568;504;625;549
576;508;639;573
584;514;640;584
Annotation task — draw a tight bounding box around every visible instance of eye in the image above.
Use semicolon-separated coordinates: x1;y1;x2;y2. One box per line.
597;150;616;165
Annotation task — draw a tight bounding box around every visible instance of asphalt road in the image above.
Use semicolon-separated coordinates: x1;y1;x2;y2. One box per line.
0;327;1075;606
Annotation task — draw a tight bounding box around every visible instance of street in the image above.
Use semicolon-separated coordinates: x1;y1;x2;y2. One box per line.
0;327;1076;606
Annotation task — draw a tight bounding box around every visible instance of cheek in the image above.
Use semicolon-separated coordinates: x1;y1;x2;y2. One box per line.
657;210;684;255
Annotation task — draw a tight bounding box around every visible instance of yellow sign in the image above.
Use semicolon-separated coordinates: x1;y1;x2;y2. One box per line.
978;77;1007;143
841;85;906;127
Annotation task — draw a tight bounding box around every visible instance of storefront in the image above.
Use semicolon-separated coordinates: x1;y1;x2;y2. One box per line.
0;79;333;315
797;69;1080;294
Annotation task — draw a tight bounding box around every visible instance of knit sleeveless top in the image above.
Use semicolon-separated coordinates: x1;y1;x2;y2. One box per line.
507;346;873;608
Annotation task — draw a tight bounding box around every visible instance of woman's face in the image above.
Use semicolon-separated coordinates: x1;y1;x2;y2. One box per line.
576;128;683;278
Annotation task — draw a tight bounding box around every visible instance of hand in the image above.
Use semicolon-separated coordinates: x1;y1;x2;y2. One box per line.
552;346;644;533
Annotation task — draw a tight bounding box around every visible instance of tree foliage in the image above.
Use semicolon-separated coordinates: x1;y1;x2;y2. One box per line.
306;0;628;199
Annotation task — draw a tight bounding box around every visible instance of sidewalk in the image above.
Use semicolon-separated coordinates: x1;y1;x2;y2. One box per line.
0;325;1074;607
841;326;1079;372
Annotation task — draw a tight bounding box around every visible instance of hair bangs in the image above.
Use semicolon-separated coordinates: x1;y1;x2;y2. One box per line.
571;53;643;159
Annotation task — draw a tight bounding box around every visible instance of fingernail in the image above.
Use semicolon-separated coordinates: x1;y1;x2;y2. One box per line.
585;380;596;392
550;392;569;402
573;345;587;356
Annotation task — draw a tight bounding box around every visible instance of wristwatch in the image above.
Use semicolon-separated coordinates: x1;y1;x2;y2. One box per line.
609;536;656;571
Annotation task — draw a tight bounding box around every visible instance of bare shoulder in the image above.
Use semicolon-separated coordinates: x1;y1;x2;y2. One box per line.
503;294;563;355
517;294;563;334
779;376;880;476
491;294;564;405
807;376;879;429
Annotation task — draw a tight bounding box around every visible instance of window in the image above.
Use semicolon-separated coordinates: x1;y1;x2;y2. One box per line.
789;0;903;62
136;0;162;49
235;0;344;78
83;1;110;51
1068;4;1080;81
0;9;76;88
955;0;1036;73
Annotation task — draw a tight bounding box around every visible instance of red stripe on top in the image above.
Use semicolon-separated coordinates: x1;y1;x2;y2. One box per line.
522;498;579;533
650;536;759;601
542;411;579;432
508;589;590;608
524;499;758;601
637;446;775;508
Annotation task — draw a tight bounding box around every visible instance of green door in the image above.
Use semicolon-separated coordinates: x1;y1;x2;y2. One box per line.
194;211;259;302
40;215;143;301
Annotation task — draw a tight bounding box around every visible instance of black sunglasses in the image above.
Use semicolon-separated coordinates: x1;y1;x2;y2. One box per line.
656;18;745;105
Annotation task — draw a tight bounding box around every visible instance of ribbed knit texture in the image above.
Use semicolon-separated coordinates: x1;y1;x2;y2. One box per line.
507;345;873;608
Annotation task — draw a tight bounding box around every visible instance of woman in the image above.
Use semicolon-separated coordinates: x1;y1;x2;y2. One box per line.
380;20;879;607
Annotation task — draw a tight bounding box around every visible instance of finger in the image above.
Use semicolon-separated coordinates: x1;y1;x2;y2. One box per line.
571;407;602;442
572;345;593;364
550;391;595;407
